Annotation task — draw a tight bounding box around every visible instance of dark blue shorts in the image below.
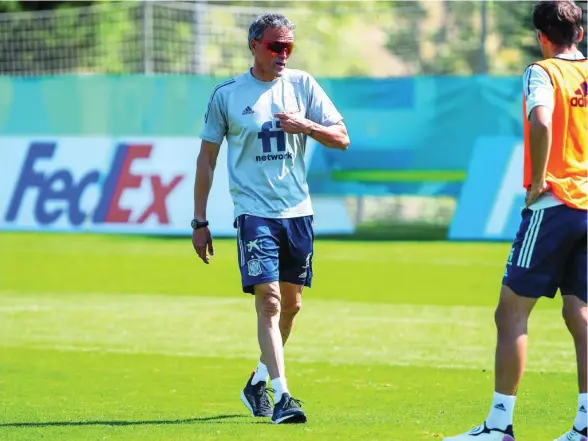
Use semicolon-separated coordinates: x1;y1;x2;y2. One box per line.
234;214;314;294
502;205;587;302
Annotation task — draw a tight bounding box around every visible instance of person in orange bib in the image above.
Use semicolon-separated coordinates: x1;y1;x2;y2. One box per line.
444;2;587;441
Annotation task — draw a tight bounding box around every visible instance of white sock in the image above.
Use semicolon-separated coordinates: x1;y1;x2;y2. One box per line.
272;376;289;403
486;391;516;431
574;393;588;430
250;361;269;385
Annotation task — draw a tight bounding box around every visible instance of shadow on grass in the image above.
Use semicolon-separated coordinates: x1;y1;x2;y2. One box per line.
0;414;266;428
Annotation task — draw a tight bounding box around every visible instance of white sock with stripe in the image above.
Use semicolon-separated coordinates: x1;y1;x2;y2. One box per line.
486;391;516;431
574;393;587;431
272;377;289;403
251;360;269;385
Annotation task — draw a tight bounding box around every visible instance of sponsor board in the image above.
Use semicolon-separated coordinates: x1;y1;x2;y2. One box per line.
0;137;353;236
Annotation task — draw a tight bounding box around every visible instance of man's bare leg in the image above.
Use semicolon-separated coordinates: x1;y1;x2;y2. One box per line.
561;295;588;438
442;285;537;441
254;282;286;389
256;282;303;396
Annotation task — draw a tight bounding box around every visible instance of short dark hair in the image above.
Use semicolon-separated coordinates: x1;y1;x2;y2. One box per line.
248;14;295;53
533;0;583;46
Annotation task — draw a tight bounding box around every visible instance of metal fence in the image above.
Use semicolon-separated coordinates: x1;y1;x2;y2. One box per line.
3;1;582;77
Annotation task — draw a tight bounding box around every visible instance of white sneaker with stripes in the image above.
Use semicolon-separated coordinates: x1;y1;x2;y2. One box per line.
443;422;515;441
553;428;588;441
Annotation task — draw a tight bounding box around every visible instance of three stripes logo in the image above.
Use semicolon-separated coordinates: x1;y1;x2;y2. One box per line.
242;106;255;115
571;80;587;107
516;209;544;269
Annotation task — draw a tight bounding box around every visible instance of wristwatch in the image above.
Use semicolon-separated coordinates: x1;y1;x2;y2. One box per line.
191;219;209;230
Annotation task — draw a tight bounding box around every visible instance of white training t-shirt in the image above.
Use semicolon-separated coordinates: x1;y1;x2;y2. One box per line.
200;68;343;220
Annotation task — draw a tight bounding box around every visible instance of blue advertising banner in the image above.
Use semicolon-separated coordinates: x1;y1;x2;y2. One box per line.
448;136;527;241
0;75;524;200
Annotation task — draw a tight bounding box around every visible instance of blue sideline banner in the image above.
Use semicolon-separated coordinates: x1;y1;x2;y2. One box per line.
448;136;527;241
0;75;523;198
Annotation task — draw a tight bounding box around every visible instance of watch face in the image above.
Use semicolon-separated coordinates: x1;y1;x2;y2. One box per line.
191;220;207;230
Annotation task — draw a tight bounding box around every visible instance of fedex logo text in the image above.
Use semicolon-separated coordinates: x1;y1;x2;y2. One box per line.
5;142;184;226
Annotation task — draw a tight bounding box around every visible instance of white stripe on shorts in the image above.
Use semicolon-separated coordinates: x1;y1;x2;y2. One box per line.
517;211;538;267
517;209;544;268
522;209;544;268
237;219;245;267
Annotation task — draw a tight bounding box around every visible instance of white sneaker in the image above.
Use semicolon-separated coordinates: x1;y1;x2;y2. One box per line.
443;422;515;441
553;428;588;441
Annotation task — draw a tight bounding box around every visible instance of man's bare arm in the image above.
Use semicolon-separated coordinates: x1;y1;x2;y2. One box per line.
307;121;350;150
194;140;221;220
528;106;552;188
274;111;350;150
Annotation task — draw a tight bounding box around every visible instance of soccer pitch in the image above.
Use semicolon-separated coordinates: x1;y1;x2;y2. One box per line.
0;232;577;440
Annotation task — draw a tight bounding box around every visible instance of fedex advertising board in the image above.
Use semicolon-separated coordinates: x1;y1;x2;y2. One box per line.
0;137;353;236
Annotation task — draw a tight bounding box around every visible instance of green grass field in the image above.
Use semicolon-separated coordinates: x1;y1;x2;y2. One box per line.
0;232;578;441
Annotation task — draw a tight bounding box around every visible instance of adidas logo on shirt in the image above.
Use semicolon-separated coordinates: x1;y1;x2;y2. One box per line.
242;106;255;115
571;80;587;107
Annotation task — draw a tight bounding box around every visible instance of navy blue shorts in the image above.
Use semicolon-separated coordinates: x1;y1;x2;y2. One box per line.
502;205;587;301
234;214;314;294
